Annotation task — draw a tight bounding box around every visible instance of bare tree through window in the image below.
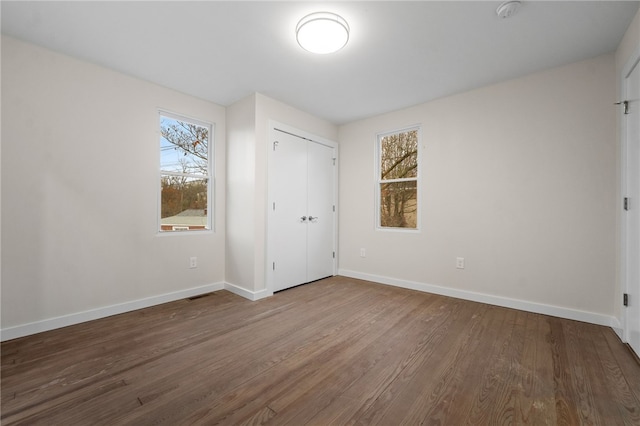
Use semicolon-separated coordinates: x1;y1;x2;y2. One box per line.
378;128;419;229
159;113;212;232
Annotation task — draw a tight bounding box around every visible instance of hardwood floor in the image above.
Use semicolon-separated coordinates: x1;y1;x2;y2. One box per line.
2;276;639;425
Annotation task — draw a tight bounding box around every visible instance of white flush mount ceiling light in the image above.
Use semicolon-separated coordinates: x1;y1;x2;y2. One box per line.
296;12;349;54
496;1;521;19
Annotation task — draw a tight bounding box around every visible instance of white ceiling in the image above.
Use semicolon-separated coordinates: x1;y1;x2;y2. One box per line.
2;1;638;125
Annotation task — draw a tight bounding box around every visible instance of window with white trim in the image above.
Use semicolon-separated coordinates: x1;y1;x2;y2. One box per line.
377;127;419;229
159;111;212;232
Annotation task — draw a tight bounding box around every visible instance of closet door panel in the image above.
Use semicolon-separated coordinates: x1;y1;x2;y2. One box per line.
307;141;335;282
271;132;308;292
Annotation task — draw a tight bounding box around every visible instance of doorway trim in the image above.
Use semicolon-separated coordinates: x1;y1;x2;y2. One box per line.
620;45;640;344
266;120;339;294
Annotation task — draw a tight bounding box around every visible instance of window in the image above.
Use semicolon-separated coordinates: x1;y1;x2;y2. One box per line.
377;127;420;229
159;111;212;232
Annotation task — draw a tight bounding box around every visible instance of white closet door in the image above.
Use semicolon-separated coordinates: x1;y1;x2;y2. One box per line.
307;141;335;282
269;128;336;292
271;132;308;291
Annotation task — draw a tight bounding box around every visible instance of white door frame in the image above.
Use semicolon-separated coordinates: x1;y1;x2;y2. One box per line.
620;46;640;346
266;120;339;294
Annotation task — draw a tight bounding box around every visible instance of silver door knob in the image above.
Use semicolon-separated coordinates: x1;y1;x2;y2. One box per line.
309;216;318;222
300;216;307;222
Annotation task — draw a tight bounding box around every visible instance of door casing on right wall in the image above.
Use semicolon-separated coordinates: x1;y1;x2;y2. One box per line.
620;46;640;358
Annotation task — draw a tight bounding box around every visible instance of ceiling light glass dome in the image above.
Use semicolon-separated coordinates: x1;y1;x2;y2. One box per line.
296;12;349;54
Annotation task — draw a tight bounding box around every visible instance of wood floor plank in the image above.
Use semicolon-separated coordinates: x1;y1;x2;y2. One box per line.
546;318;579;424
205;295;424;424
176;287;428;424
2;276;639;425
353;298;486;425
564;321;611;425
266;293;448;426
602;328;640;401
112;279;395;425
514;312;557;425
306;295;463;425
388;302;497;425
2;280;355;422
590;327;640;424
421;307;527;425
447;306;518;425
1;292;247;410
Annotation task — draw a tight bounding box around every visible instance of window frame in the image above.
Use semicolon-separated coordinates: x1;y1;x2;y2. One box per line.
158;110;214;234
375;125;421;232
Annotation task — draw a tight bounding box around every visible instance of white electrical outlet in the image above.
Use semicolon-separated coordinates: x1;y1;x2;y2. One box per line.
360;248;366;258
456;257;465;269
190;257;198;269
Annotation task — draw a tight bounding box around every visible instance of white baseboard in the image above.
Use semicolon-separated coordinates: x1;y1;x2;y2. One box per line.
1;282;225;342
339;269;620;330
611;319;624;341
2;272;620;342
224;282;273;301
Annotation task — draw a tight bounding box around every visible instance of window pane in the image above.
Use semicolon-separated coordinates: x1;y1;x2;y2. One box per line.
380;181;417;228
380;130;418;180
160;116;208;175
160;176;209;231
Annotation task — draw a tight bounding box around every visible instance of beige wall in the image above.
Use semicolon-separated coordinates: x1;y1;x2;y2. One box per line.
1;36;227;334
225;94;257;293
338;53;617;323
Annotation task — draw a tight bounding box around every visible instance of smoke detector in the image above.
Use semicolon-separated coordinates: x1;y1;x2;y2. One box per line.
496;1;521;19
